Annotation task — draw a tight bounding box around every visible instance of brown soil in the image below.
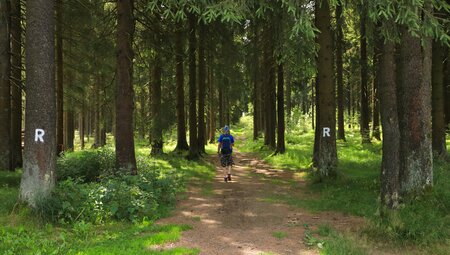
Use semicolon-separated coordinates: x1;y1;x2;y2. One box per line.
157;150;365;255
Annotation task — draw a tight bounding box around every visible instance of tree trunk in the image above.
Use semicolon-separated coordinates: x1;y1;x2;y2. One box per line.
276;63;285;153
64;58;74;151
93;73;101;148
115;0;137;174
10;0;22;168
253;19;260;140
313;78;319;165
398;28;433;196
197;21;206;153
20;0;56;206
379;39;400;210
187;13;199;160
208;47;216;143
56;0;64;154
64;111;74;151
285;69;292;122
0;0;11;170
445;47;450;130
360;2;371;143
372;24;382;141
336;2;345;141
314;0;338;178
347;82;352;128
219;86;223;128
431;40;447;156
79;105;85;150
174;24;189;151
138;86;146;140
262;19;276;149
150;52;163;155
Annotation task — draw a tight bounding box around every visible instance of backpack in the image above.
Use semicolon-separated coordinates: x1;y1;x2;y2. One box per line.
221;135;232;154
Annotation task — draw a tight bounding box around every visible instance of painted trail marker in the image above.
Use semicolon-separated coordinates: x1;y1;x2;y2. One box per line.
323;127;331;137
35;129;45;143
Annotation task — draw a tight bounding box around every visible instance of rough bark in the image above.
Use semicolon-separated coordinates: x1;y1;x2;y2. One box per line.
56;0;64;154
446;46;450;129
138;86;146;140
398;28;433;196
360;2;371;143
197;21;206;153
431;41;447;156
93;73;101;148
336;1;346;141
347;81;351;128
219;86;223;128
276;63;285;154
379;40;400;209
372;25;382;141
150;52;163;155
187;13;199;160
253;19;260;140
313;78;319;166
262;18;276;149
10;0;22;167
285;69;292;122
115;0;137;174
314;0;338;178
208;47;216;144
64;111;74;151
174;24;188;151
79;106;85;150
20;0;56;206
0;0;11;170
64;60;74;151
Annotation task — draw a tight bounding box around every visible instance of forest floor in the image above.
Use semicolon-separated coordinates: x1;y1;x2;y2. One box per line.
157;149;368;255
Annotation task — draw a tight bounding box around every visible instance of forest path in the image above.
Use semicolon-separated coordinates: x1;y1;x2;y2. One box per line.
157;149;363;255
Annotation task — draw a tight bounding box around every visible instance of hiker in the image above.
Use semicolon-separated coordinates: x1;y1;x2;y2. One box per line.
217;125;235;182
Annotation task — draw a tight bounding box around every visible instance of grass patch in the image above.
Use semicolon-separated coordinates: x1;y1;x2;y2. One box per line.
0;138;214;254
237;116;450;249
303;224;367;255
0;216;197;255
271;231;287;239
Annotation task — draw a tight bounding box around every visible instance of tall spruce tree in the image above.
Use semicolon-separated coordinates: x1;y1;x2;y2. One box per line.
115;0;137;174
314;0;338;178
20;0;57;206
0;0;11;171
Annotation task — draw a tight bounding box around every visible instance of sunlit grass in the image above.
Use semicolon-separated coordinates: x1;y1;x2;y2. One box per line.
237;116;450;249
271;231;287;239
0;135;213;254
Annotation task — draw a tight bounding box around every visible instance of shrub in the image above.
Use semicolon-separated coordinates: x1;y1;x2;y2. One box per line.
56;148;115;182
39;169;181;224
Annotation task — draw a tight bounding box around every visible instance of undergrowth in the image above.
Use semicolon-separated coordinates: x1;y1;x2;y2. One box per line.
0;135;214;254
237;115;450;250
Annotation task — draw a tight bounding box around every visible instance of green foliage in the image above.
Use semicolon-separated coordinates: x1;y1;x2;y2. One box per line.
319;232;368;255
368;0;450;43
35;143;216;224
56;148;115;182
38;169;180;224
0;171;21;214
302;224;368;255
303;224;325;249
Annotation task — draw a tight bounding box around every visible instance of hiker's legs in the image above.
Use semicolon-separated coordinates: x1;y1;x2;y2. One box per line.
223;165;228;177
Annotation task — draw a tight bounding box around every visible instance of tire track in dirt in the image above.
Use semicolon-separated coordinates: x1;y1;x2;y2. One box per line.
157;148;364;255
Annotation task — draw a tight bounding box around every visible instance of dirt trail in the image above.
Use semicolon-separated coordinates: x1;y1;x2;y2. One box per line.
157;149;364;255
